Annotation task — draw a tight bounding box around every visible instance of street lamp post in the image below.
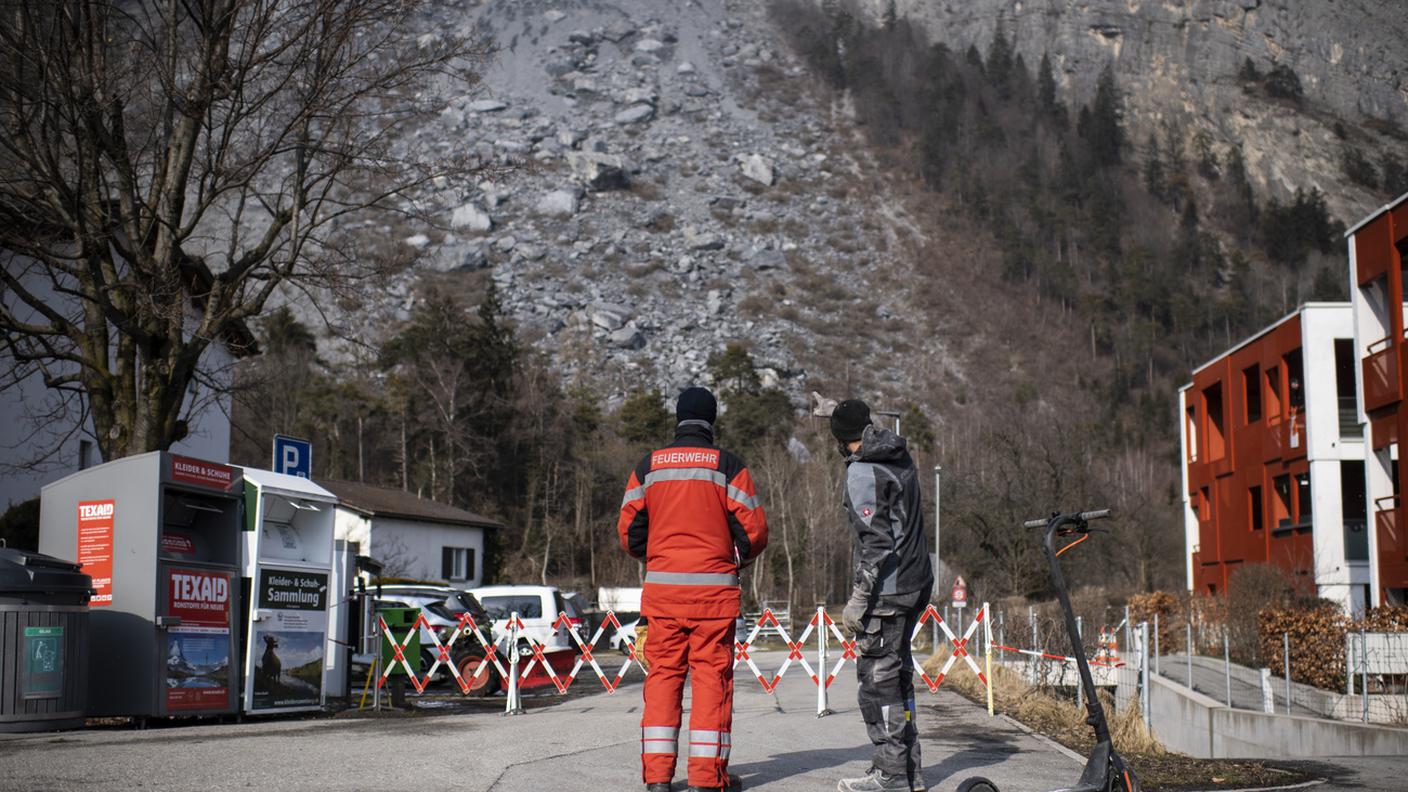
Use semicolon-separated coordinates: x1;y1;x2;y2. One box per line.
933;465;941;649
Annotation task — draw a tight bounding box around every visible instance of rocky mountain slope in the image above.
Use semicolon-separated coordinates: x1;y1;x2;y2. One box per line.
352;0;990;407
311;0;1402;417
857;0;1407;221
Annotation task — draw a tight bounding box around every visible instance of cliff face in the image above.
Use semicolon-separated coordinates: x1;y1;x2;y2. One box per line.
865;0;1408;219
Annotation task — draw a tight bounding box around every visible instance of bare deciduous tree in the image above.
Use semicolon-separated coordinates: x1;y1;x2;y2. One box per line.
0;0;486;460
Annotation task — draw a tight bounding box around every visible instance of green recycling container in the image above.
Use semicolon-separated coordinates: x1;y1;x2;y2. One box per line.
0;548;93;732
378;607;421;678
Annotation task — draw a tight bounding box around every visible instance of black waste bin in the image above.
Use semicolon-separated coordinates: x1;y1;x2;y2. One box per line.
0;548;93;732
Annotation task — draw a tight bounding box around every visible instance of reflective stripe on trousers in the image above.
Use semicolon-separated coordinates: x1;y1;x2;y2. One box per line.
642;725;679;755
687;729;732;759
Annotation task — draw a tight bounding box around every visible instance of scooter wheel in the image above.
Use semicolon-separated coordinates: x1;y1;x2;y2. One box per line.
956;777;999;792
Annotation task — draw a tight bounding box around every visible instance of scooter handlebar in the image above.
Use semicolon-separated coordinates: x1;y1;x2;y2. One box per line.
1023;509;1112;529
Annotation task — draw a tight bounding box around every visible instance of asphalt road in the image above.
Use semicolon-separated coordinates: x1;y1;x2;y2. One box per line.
1;650;1403;791
0;650;1082;792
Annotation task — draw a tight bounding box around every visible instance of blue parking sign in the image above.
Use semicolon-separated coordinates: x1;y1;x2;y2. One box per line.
272;435;312;478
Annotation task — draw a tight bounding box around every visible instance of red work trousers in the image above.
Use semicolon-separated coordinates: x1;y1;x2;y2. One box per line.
640;616;736;788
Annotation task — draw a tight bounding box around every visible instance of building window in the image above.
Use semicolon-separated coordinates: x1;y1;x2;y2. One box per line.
1186;405;1198;461
441;546;475;582
1265;365;1282;423
1272;475;1292;528
1204;383;1226;460
1249;485;1264;531
1285;349;1305;411
1334;339;1362;439
1295;472;1312;525
1243;365;1262;424
1341;461;1368;562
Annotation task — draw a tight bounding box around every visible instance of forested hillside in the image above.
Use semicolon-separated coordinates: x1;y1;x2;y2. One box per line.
230;0;1407;610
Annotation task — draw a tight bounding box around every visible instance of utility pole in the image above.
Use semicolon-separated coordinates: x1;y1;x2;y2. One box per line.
933;465;942;650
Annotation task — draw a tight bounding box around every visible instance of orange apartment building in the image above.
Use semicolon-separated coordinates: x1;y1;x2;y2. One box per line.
1180;305;1371;613
1349;190;1408;607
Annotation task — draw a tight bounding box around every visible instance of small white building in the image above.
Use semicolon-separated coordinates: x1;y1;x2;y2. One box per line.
320;479;500;587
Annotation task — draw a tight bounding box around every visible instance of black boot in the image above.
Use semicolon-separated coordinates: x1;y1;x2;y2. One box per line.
688;773;741;791
646;784;671;792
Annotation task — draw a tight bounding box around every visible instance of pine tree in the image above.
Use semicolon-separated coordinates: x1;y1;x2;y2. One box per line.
1085;64;1123;165
986;18;1014;97
1037;52;1058;113
617;389;673;446
1194;129;1220;180
1144;134;1166;201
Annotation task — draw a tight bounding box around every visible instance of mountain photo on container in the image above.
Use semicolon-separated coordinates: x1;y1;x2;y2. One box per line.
165;632;231;711
251;630;323;709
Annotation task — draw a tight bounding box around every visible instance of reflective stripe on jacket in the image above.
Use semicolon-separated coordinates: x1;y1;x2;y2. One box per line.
617;421;768;619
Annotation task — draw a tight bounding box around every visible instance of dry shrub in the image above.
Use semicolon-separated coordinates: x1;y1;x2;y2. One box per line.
1259;602;1348;690
1127;590;1181;652
1358;605;1408;631
922;648;1165;756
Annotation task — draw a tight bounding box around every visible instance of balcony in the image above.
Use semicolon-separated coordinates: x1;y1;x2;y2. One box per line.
1362;338;1401;412
1377;501;1408;587
1375;496;1404;564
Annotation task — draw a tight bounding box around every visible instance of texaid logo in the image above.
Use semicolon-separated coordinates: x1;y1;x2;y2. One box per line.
79;502;114;520
172;573;229;604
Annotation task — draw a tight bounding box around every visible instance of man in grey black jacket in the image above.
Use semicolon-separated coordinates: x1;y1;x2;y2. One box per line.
830;399;934;792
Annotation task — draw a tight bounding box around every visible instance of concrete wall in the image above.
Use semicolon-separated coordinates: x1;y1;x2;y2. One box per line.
1122;667;1408;758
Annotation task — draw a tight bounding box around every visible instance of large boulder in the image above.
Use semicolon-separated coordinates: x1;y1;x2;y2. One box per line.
450;202;493;232
590;302;632;331
684;226;724;251
608;327;645;350
466;99;508;113
614;103;655;125
740;153;775;186
535;190;579;218
566;151;629;191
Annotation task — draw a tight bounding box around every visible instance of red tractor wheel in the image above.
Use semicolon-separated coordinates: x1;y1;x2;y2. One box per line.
455;654;501;697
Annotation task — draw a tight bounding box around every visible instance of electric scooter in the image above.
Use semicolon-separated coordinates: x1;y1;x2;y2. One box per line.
955;509;1141;792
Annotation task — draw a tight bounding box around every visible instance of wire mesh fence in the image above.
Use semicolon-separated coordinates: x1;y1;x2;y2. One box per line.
1153;621;1408;725
981;605;1408;728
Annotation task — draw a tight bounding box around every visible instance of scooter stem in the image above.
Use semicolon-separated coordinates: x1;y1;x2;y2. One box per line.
1042;514;1112;747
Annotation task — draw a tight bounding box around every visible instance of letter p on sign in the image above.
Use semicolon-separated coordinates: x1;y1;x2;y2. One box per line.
272;435;312;479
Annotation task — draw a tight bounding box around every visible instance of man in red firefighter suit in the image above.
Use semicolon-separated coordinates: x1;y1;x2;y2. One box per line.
618;386;768;792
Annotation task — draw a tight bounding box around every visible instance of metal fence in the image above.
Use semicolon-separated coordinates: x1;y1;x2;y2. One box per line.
1153;621;1408;725
981;606;1408;729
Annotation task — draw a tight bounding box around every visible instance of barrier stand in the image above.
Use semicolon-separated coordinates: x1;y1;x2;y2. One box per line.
983;601;994;716
373;616;382;711
505;611;525;716
555;611;642;693
376;614;428;705
912;603;990;696
816;605;833;717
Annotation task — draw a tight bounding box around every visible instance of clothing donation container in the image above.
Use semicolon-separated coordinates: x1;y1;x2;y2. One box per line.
236;468;337;714
39;452;244;721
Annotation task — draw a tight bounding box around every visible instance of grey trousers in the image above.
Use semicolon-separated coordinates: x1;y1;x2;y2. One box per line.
855;599;924;779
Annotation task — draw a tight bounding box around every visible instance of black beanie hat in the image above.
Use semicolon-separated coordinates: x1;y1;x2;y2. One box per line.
676;386;718;425
829;399;872;442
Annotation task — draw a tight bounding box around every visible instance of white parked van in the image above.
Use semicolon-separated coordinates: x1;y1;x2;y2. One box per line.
469;584;587;653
